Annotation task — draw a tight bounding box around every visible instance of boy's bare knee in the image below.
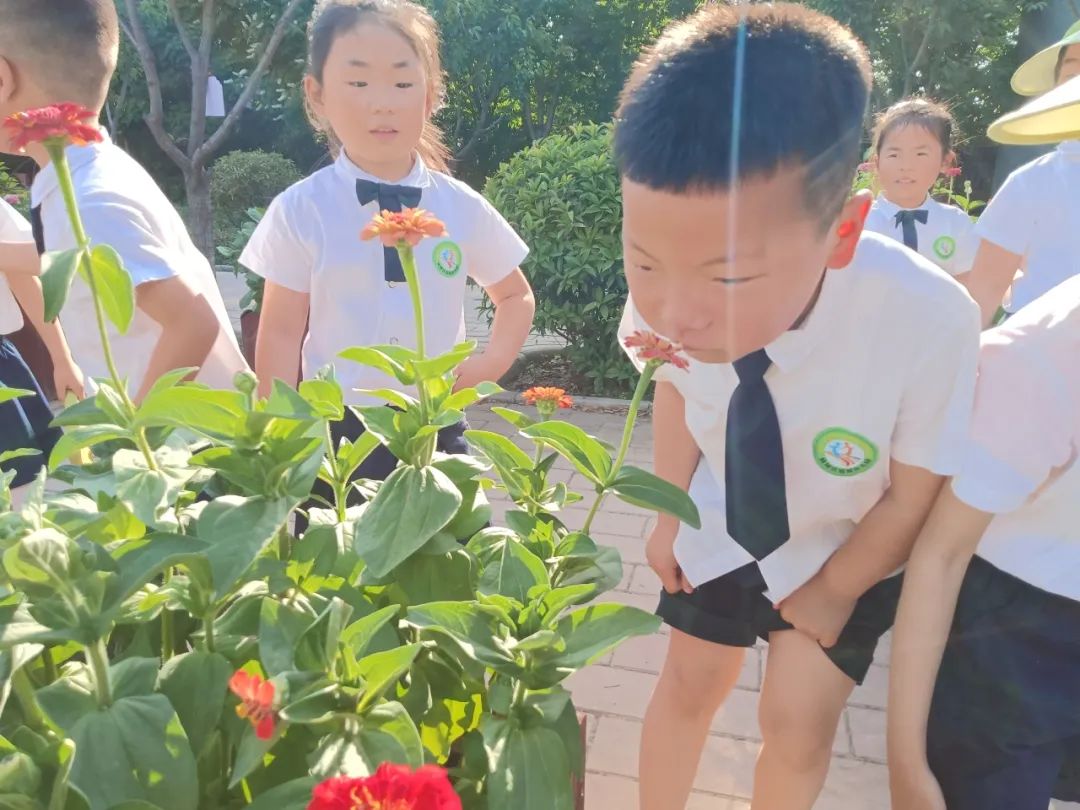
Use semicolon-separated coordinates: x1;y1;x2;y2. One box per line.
759;701;836;772
655;633;742;716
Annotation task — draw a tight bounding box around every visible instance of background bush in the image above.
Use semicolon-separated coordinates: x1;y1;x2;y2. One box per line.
210;149;300;246
485;123;635;397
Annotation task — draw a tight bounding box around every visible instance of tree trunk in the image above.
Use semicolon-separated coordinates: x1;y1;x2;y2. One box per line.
185;165;214;261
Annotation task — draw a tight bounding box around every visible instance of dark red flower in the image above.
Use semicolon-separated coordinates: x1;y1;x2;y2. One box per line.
229;670;277;740
2;104;102;153
944;166;962;178
307;764;461;810
623;330;690;371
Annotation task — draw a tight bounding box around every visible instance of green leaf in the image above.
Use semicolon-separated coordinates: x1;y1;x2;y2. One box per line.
311;702;423;778
521;422;612;485
353;465;461;578
356;644;421;711
609;466;701;529
295;598;353;673
543;603;661;672
391;548;477;604
107;534;212;616
339;606;400;661
67;694;198;810
491;406;536;430
0;448;38;466
39;249;81;323
136;387;247;438
156;652;232;756
338;346;416;385
199;496;292;600
0;388;32;405
355;389;419;411
48;425;129;470
337;431;382;480
36;671;96;732
277;683;339;726
482;717;573;810
111;657;159;700
404;602;515;673
465;431;533;498
246;778;317;810
298;379;344;421
443;479;491;542
412;341;476;380
0;644;42;718
89;244;135;333
440;381;501;413
468;529;549;602
0;750;41;798
112;449;193;528
259;599;315;676
230;721;285;788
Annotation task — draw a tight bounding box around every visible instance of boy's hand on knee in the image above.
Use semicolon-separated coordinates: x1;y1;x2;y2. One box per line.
890;761;946;810
775;570;856;648
646;520;693;594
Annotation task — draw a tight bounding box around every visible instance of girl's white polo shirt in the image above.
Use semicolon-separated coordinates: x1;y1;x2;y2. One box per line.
0;198;32;336
863;194;978;277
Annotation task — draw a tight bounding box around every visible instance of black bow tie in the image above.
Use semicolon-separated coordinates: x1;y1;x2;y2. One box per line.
894;209;928;251
356;179;424;283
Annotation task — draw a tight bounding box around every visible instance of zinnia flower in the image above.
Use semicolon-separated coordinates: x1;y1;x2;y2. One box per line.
2;103;102;153
523;386;573;416
856;161;875;173
360;208;447;248
229;670;277;740
623;330;690;371
2;194;20;206
944;166;962;178
307;764;462;810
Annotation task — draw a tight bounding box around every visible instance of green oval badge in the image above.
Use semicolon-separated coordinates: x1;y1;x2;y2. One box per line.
433;240;463;278
813;428;878;477
933;235;956;260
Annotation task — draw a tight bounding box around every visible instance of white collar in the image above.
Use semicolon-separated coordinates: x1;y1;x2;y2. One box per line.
30;129;111;206
333;150;432;188
873;193;931;217
764;267;847;373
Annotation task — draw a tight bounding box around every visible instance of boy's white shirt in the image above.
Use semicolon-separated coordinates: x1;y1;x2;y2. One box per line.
0;198;31;335
620;233;981;602
951;274;1080;601
975;140;1080;313
240;151;528;406
30;134;247;394
863;193;978;277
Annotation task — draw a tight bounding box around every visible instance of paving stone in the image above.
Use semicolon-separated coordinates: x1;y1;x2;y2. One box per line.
848;706;887;764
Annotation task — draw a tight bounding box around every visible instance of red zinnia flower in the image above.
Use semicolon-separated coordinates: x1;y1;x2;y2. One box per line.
360;208;447;248
523;386;573;412
623;330;690;371
307;764;462;810
857;161;875;173
944;166;962;178
2;103;102;153
229;670;277;740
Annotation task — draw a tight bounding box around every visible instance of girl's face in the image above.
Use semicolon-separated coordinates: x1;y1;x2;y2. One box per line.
874;124;952;208
306;21;430;179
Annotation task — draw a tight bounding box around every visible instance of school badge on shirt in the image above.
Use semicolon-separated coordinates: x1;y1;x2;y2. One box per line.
433;240;463;278
813;428;878;477
933;235;956;261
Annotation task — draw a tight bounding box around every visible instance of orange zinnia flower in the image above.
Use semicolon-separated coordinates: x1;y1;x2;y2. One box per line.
623;330;690;371
3;103;102;152
360;208;447;248
229;670;277;740
523;386;573;416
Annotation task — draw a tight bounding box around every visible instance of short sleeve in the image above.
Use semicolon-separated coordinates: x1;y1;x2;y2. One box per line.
949;210;979;277
0;199;32;241
464;193;529;287
79;195;177;286
951;339;1073;513
974;167;1031;257
891;301;981;474
239;192;314;294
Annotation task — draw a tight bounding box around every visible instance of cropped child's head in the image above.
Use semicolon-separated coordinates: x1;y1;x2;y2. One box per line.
872;98;956;209
305;0;451;177
615;3;872;362
1056;43;1080;86
0;0;118;155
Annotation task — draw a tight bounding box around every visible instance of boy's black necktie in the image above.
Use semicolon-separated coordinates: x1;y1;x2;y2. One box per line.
725;348;790;560
30;205;46;255
356;178;423;283
894;209;928;251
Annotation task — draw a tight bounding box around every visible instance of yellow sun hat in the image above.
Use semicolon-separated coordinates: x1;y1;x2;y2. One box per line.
1011;19;1080;96
989;74;1080;144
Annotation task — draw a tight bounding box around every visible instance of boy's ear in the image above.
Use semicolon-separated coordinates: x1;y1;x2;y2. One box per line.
0;56;16;106
826;190;873;270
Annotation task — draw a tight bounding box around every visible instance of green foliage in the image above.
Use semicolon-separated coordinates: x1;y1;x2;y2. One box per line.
216;207;267;313
485;124;633;396
210;151;300;240
0;152;693;809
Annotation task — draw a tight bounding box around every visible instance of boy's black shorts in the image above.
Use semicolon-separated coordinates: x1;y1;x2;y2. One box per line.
657;561;901;684
0;338;59;488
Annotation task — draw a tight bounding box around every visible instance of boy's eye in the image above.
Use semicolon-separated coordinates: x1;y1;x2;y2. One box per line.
396;82;414;89
349;81;368;88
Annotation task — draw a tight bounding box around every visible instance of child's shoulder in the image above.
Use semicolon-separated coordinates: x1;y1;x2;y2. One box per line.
929;197;975;229
850;231;978;330
426;171;491;210
269;165;338;209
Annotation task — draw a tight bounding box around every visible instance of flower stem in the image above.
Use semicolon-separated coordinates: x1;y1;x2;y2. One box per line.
40;648;57;684
203;606;218;654
398;245;431;426
324;421;347;523
12;669;48;733
47;142;158;472
87;637;112;707
582;363;656;536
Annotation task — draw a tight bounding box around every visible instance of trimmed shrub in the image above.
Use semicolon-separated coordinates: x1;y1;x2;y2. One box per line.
211;149;300;239
484;123;635;397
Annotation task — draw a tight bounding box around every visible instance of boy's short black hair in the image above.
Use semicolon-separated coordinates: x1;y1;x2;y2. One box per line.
0;0;119;111
615;3;872;229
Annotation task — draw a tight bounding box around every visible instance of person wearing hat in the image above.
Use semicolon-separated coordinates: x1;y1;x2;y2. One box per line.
963;20;1080;328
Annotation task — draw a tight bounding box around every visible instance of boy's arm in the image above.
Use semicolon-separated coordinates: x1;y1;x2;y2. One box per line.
7;274;84;400
0;242;41;276
454;270;535;391
962;239;1021;328
887;486;992;795
648;380;701;594
255;281;309;398
133;276;219;403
